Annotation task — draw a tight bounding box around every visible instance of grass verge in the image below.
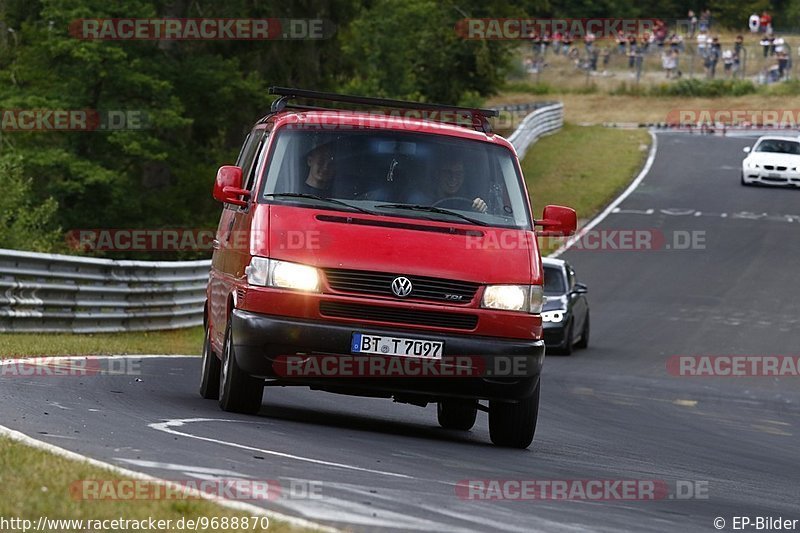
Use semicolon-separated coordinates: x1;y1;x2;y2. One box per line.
520;123;651;254
489;91;800;124
0;327;204;358
0;436;301;532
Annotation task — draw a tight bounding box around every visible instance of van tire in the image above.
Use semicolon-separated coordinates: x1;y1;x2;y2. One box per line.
489;381;540;449
218;319;263;414
199;325;220;399
437;400;478;431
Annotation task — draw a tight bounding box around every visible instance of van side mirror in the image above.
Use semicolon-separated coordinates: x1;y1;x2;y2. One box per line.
743;146;751;153
573;282;588;294
213;165;250;207
536;205;577;237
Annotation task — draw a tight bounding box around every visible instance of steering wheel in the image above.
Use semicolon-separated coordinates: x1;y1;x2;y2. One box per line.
431;196;475;210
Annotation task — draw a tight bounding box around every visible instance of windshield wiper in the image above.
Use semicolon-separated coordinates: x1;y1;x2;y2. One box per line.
375;203;488;226
264;193;377;215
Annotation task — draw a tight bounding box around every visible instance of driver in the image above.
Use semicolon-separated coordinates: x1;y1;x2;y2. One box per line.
435;160;487;213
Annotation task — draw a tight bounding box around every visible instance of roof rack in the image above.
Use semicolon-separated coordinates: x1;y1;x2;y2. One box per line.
264;86;498;133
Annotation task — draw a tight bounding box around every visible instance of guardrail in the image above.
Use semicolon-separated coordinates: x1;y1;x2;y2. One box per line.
0;249;209;333
504;102;564;159
0;101;562;333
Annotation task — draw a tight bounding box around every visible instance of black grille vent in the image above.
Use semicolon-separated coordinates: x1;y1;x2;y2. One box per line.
319;301;478;330
324;268;479;303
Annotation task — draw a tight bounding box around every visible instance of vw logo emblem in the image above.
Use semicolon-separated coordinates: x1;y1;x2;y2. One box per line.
391;276;413;297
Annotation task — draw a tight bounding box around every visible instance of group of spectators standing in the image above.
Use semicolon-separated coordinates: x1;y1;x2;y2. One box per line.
523;12;792;82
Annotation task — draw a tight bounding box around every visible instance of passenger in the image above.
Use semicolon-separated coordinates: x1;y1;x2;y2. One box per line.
300;143;335;195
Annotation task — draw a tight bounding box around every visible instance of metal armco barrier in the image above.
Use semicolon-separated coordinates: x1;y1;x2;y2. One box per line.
505;102;564;159
0;249;210;333
0;100;562;333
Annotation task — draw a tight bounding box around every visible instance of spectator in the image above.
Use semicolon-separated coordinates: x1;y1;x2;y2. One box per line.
688;10;698;37
673;49;682;77
640;34;650;54
541;32;551;55
697;30;709;58
734;35;744;56
669;33;683;52
723;49;734;76
588;44;599;71
777;50;789;78
530;31;542;57
760;11;772;34
584;32;596;52
662;49;678;78
654;20;668;48
628;34;638;68
734;35;744;74
699;9;711;32
552;31;562;55
705;37;720;78
561;32;573;50
749;13;760;33
616;31;627;55
761;34;773;58
774;36;785;55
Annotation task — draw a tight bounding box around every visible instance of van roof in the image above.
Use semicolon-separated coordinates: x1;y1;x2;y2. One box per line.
265;109;517;153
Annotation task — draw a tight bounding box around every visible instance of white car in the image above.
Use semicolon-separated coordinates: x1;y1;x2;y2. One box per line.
741;136;800;187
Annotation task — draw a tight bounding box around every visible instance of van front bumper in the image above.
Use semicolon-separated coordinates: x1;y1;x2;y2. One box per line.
230;309;544;402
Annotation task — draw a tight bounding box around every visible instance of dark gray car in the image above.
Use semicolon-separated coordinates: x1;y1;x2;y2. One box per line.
542;257;589;355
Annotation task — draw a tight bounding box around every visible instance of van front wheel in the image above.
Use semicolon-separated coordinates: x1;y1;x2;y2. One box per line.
489;382;540;449
218;319;264;414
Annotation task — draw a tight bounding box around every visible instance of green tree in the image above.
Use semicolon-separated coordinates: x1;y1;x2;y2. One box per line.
0;155;61;252
339;0;523;104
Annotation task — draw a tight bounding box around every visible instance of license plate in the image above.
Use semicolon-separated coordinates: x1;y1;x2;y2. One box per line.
351;333;443;359
768;172;781;178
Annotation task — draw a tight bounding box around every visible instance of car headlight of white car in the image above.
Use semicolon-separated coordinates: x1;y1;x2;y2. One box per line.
481;285;544;314
542;310;566;323
245;257;320;292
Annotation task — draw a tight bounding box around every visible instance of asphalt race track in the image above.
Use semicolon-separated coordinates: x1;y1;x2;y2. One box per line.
2;132;799;532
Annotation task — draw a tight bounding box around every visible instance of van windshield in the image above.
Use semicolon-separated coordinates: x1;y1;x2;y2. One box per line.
260;127;531;228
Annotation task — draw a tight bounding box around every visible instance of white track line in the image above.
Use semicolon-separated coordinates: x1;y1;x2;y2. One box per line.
549;130;658;258
150;418;415;480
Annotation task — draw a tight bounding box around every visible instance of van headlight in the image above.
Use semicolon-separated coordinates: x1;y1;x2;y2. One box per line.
481;285;544;313
542;310;566;323
245;257;320;292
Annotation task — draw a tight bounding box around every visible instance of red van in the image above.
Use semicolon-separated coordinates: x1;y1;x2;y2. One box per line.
200;87;576;448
